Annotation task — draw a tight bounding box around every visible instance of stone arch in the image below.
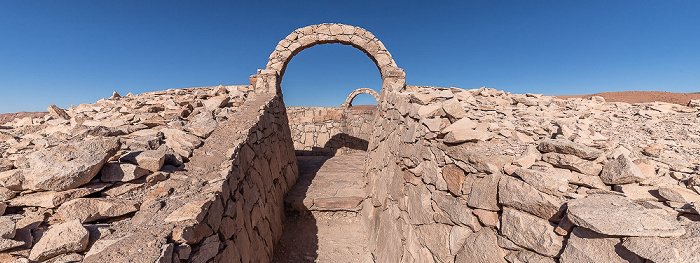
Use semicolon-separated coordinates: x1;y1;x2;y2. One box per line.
251;23;407;95
342;88;380;108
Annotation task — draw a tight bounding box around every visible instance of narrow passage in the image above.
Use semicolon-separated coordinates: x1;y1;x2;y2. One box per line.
272;153;372;263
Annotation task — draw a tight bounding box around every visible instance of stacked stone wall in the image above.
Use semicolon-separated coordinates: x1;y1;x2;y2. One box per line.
364;85;700;262
0;86;299;263
287;106;376;156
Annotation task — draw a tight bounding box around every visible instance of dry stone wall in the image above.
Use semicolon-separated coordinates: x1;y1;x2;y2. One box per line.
287;106;376;156
0;85;298;263
364;85;700;263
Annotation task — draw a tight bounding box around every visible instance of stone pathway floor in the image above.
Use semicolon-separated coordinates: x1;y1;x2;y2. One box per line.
272;153;373;263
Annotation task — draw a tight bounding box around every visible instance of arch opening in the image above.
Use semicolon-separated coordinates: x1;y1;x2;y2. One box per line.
251;23;408;96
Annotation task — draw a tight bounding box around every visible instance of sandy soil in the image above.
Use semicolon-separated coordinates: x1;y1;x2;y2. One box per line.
556;91;700;106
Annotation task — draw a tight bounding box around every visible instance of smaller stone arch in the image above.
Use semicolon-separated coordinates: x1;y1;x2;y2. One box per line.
342;88;380;108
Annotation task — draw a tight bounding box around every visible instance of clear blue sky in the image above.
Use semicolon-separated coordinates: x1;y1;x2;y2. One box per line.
1;1;699;113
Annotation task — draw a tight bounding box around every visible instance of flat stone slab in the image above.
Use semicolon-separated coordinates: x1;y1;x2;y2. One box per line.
285;154;367;212
567;194;685;237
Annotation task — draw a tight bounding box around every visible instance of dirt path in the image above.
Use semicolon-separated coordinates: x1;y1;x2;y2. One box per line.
273;153;373;263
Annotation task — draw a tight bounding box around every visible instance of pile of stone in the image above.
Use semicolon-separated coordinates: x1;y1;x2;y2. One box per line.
0;85;250;262
366;85;700;263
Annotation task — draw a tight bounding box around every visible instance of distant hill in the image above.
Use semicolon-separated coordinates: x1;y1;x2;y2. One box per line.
556;91;700;106
0;111;47;125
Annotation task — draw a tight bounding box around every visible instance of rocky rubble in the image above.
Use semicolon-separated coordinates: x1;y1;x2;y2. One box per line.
365;85;700;263
0;85;257;262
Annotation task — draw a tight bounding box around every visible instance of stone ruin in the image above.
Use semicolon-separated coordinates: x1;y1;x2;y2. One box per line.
1;23;700;262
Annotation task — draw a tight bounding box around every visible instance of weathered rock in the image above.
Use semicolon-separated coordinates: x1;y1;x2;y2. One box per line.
538;139;603;160
432;192;481;230
100;162;150;182
187;118;218;138
513;168;569;196
498;175;564;220
541;152;602;176
190;235;219;263
13;138;120;191
119;150;166;172
0;238;25;252
567;194;684;237
505;250;555;263
442;100;467;120
0;159;13;173
600;154;646;185
47;104;71;120
657;186;700;203
442;164;465;196
164;197;212;223
560;227;643;263
500;208;564;257
455;228;506;263
622;221;700;263
56;198;139;223
0;216;15;238
29;219;88;261
467;173;501;211
444;128;493;143
9;182;109;208
83;231;168;262
614;184;661;202
203;95;230;111
473;209;499;228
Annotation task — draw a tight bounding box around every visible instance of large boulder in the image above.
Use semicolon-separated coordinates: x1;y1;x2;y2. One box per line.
622;221;700;263
567;194;684;237
500;208;564;257
29;219;89;261
11;138;120;191
455;228;507;263
560;227;643;263
600;154;646;185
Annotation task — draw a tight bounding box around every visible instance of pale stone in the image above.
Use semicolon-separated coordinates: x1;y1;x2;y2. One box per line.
9;182;109;208
13;138;120;191
449;226;474;255
560;227;643;263
567;194;684;237
0;216;15;238
0;238;24;252
600;154;646;184
47;104;70;120
83;232;167;262
29;220;88;261
432;192;481;231
541;152;602;176
514;168;569;196
498;175;564;220
537;139;603;160
444;129;493;143
56;198;138;223
187;118;218;138
100;162;150;182
442;101;467;120
658;186;700;203
500;208;564;257
614;184;661;202
203;96;229;111
467;173;501;211
473;209;499;227
455;228;506;263
119;150;165;172
622;221;700;263
164;198;212;223
443;117;477;133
